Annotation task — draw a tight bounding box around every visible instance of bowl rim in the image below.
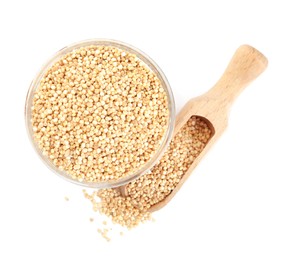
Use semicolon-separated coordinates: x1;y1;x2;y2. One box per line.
25;38;175;189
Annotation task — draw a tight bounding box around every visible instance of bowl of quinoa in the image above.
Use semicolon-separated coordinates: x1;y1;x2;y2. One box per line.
25;39;175;189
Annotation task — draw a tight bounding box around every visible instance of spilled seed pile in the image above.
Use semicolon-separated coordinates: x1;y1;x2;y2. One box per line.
31;45;169;183
84;116;212;229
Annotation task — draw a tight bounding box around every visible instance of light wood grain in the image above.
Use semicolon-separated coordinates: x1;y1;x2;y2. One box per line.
118;45;268;212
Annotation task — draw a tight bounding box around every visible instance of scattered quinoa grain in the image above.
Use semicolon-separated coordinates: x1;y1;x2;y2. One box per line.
97;228;111;242
64;196;69;201
84;116;212;229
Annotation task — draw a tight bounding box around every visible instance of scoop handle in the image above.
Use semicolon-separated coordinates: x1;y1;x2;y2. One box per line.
207;45;268;106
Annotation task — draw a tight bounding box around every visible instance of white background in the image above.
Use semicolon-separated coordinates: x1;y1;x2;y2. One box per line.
0;0;294;259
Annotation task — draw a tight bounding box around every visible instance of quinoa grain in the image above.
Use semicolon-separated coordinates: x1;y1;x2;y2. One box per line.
97;228;111;242
32;45;169;183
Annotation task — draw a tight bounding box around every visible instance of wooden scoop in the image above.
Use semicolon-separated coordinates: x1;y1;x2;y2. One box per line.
118;45;268;212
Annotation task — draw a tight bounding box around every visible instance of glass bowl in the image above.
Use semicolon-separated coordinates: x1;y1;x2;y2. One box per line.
25;39;175;189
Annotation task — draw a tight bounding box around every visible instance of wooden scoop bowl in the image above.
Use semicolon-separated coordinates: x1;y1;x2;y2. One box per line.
118;45;268;212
